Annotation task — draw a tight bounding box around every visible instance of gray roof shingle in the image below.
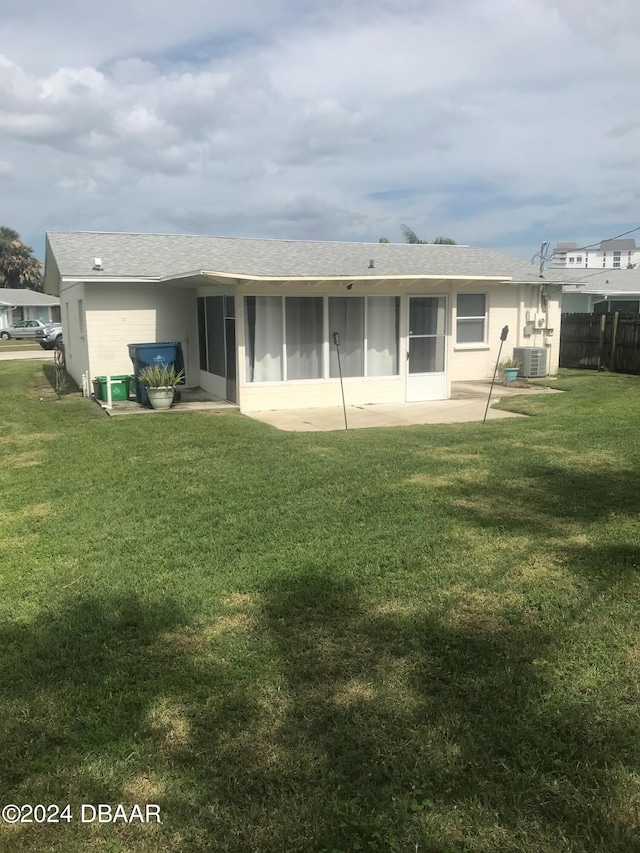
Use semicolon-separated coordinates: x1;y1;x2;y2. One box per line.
0;288;59;306
45;231;566;284
599;239;637;251
560;268;640;295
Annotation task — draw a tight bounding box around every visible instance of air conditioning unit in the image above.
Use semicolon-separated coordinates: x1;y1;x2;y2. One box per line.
513;346;547;378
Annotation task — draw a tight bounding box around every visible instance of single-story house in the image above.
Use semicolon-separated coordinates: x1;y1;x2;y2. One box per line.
560;269;640;314
43;231;570;412
0;288;61;330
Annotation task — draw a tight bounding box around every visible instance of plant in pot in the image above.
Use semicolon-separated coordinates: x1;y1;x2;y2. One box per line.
137;364;184;410
499;355;522;383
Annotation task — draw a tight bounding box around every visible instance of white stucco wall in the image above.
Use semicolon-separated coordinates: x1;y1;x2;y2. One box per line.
59;281;89;389
84;282;199;385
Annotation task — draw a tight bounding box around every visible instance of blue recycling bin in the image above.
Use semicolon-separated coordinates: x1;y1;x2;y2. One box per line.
128;341;185;406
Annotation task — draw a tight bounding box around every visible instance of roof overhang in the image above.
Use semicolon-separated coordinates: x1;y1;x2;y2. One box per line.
59;270;560;288
588;291;640;297
200;270;512;283
61;276;161;284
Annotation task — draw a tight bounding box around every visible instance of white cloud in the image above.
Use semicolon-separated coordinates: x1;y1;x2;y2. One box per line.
0;0;639;257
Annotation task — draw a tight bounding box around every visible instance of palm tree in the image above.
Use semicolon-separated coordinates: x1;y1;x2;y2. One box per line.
377;227;457;245
400;224;429;244
0;226;42;290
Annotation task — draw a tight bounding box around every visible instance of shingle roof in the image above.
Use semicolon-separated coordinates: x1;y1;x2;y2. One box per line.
599;239;637;251
45;230;564;284
560;268;640;294
0;288;59;306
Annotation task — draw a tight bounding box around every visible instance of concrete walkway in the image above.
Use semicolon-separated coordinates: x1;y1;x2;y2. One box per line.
247;381;560;432
0;348;54;360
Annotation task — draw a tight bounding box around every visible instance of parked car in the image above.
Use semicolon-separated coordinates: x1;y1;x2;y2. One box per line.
0;319;63;349
35;323;63;350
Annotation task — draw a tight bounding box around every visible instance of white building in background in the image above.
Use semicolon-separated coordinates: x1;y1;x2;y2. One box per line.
0;289;61;329
553;239;640;269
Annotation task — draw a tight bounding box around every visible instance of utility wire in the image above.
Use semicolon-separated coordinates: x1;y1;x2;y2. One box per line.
550;225;640;257
533;225;640;274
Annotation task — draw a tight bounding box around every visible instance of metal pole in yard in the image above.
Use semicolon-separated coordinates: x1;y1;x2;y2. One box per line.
597;313;606;371
483;326;509;424
333;332;348;430
609;311;620;372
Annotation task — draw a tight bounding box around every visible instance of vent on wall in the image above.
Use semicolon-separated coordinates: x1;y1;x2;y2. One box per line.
513;347;547;378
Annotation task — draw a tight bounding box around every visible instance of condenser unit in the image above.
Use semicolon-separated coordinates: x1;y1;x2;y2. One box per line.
513;346;547;378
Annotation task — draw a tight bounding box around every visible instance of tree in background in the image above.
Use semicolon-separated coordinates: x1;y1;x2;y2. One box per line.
378;226;456;245
0;227;43;290
400;224;429;244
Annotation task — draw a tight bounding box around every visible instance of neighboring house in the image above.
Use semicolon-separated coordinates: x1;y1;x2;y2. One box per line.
0;289;61;330
553;239;640;270
560;269;640;314
43;231;569;412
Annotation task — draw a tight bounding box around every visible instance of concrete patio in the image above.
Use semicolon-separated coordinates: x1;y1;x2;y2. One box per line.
246;380;560;432
96;387;238;417
94;379;560;429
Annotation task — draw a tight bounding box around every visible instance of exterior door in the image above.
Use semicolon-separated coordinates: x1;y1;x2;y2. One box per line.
406;296;447;402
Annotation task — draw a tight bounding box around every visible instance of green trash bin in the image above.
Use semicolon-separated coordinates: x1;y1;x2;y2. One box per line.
94;375;130;402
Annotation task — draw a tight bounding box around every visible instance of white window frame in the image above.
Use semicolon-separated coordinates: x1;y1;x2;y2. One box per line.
455;292;488;349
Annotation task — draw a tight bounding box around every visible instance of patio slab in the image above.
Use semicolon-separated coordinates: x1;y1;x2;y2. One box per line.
246;381;560;432
96;387;239;417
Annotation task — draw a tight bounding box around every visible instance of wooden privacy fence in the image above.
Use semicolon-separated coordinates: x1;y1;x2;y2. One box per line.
560;312;640;374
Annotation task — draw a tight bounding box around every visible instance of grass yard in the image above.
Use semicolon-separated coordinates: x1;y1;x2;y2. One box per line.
0;339;42;352
1;362;640;852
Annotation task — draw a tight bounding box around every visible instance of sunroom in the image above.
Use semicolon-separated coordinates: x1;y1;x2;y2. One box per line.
193;277;518;413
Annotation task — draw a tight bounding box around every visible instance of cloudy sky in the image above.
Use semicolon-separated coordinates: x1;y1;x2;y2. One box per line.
1;0;639;261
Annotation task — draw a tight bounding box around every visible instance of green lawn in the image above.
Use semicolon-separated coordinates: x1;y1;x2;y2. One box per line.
1;362;639;853
0;339;42;352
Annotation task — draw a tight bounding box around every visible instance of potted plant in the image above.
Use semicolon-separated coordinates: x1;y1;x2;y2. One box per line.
137;364;184;410
499;355;522;383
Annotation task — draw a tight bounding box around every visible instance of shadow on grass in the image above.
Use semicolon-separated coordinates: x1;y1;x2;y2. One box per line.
240;571;639;852
40;361;79;396
443;462;640;534
2;578;638;852
0;592;266;851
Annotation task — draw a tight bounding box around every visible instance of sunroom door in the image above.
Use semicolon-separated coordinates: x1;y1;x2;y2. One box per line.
406;296;447;402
